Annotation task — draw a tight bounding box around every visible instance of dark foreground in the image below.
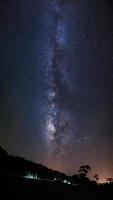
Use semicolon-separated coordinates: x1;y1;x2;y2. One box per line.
1;177;113;200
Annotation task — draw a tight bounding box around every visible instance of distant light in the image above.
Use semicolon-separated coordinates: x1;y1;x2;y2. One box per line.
63;180;68;183
98;178;107;184
23;172;40;180
63;180;71;185
23;174;34;179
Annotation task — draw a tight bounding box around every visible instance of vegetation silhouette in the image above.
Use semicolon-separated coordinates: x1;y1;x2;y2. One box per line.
0;146;69;181
78;165;91;177
0;145;113;199
94;174;99;182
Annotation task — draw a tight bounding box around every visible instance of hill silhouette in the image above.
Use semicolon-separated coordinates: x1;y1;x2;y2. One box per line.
0;145;70;181
0;145;113;200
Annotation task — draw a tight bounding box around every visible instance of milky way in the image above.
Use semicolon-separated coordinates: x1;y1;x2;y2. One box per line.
46;0;71;156
0;0;113;181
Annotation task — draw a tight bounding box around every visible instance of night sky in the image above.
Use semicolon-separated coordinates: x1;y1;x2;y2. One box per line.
0;0;113;182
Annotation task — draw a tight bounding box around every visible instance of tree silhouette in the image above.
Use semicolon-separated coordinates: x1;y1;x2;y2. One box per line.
79;165;91;178
106;178;113;184
72;174;80;184
94;174;99;182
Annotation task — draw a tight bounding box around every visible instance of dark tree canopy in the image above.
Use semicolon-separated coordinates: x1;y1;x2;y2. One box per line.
79;165;91;178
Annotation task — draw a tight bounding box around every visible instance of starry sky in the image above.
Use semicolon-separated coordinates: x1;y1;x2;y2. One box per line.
0;0;113;182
